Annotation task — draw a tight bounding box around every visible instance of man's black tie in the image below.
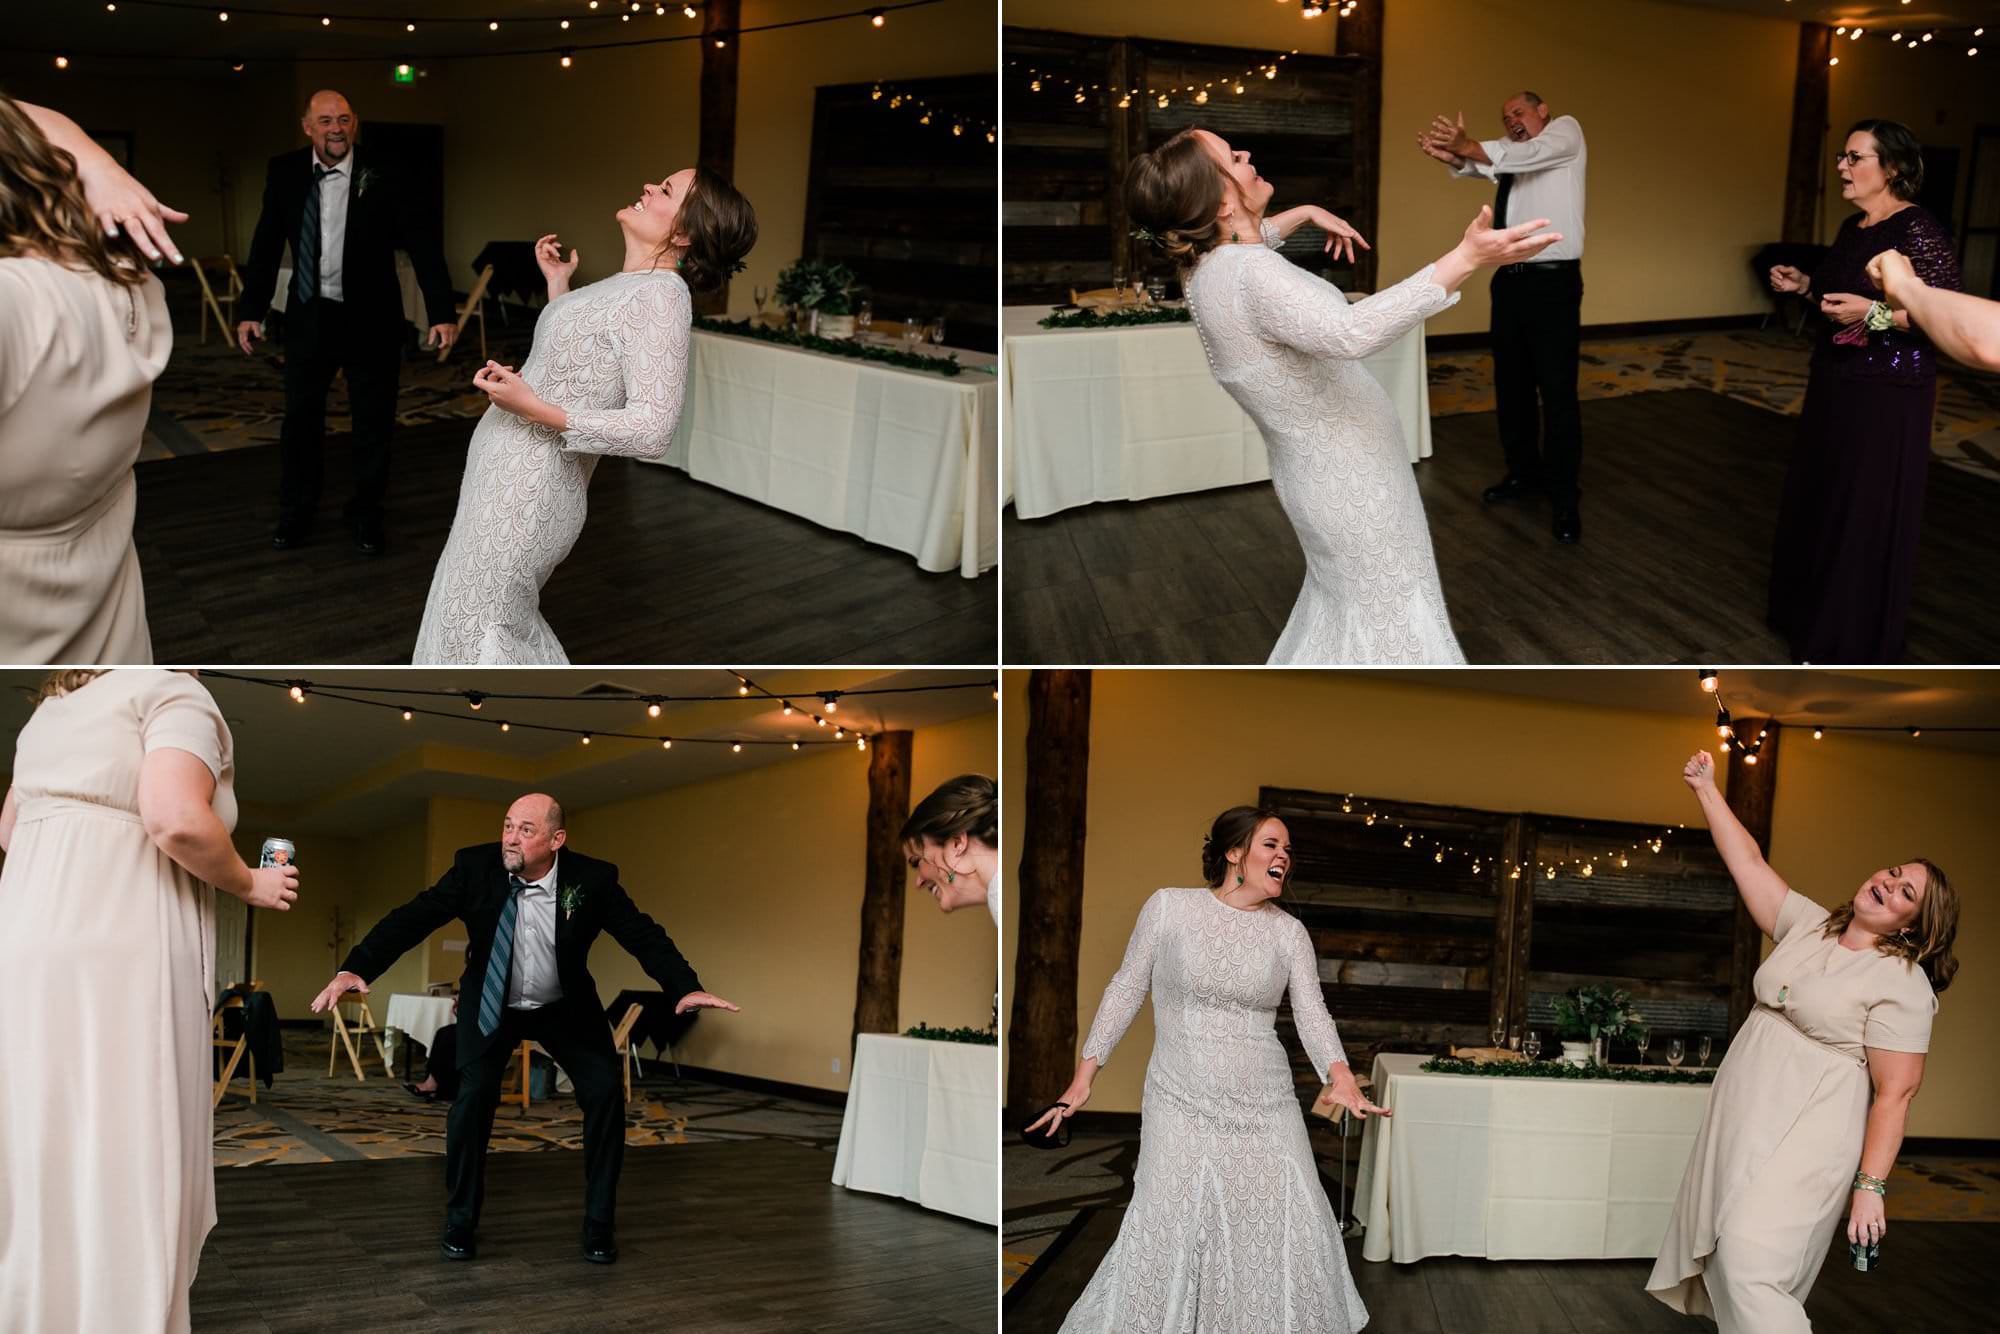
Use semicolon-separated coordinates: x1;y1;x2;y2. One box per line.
1494;172;1514;231
291;164;330;307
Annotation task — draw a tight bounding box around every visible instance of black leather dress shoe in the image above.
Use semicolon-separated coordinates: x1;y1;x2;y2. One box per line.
441;1224;476;1261
350;515;386;557
1481;474;1544;505
1553;506;1582;544
270;519;310;550
581;1232;619;1265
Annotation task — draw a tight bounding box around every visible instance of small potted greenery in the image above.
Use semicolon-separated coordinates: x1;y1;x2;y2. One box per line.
774;258;860;337
1550;986;1648;1067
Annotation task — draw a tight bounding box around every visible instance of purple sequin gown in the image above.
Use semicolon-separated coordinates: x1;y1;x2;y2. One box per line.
1766;205;1960;662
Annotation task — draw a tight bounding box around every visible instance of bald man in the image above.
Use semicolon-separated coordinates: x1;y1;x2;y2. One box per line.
238;90;456;555
310;793;738;1264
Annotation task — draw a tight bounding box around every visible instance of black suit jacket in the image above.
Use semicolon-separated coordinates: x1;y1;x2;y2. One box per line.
239;145;455;336
339;844;703;1067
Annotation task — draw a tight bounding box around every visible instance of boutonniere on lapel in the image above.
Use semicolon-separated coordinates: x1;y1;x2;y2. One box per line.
559;883;585;921
355;165;379;199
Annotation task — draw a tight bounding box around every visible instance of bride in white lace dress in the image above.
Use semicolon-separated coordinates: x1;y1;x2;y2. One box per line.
1126;128;1561;664
1029;808;1390;1333
412;167;757;663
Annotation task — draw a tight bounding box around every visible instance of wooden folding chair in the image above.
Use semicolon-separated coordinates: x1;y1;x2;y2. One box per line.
611;1002;646;1102
192;255;243;344
211;979;265;1108
497;1038;544;1111
438;263;495;363
326;995;392;1082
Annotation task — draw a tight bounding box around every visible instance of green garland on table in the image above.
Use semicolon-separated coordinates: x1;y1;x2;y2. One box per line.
692;317;962;377
1037;306;1191;330
1420;1057;1715;1085
902;1024;999;1046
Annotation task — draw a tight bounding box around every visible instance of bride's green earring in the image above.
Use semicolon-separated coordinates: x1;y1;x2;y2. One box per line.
1235;872;1244;886
945;871;956;884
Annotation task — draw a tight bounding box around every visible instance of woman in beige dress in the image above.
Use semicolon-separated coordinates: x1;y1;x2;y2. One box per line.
1647;749;1958;1332
0;670;299;1334
0;94;188;663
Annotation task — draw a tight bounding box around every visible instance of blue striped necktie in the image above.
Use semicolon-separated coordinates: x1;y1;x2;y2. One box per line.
477;876;528;1037
292;164;330;307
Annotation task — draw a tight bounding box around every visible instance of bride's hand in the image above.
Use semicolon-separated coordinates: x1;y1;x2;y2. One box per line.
1303;206;1370;265
473;361;560;428
1313;1064;1390;1120
1025;1077;1092;1134
534;233;579;285
1456;205;1561;268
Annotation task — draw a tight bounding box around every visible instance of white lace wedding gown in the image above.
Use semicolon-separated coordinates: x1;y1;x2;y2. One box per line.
1060;888;1368;1334
1185;223;1465;664
412;269;692;663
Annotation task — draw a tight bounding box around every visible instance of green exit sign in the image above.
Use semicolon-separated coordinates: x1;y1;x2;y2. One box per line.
393;63;415;84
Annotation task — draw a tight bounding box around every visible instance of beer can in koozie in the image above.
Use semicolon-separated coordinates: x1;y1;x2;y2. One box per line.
260;837;297;869
1850;1240;1879;1272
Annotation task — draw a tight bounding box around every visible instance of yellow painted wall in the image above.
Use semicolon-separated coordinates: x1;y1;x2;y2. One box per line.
1005;0;1993;333
423;796;509;985
1001;670;1999;1140
572;712;997;1092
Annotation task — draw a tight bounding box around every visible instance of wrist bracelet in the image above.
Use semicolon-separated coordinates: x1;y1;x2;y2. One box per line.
1853;1170;1888;1196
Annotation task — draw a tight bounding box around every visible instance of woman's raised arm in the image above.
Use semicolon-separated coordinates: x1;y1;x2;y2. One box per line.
1682;749;1789;938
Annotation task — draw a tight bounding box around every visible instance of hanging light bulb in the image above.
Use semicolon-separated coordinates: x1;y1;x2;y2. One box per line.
401;709;414;722
580;733;592;746
661;738;672;750
1812;727;1824;740
499;721;511;733
288;684;305;703
731;742;743;753
646;699;662;718
868;7;886;26
1698;670;1718;693
466;692;485;711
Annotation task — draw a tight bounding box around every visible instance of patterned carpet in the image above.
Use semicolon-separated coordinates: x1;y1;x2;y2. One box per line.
214;1032;843;1168
1427;327;2000;482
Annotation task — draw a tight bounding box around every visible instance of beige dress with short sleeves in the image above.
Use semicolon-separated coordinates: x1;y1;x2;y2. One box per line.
1648;890;1936;1333
0;670;237;1334
0;259;171;664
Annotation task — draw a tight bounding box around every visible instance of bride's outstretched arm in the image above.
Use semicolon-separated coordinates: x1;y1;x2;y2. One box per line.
1288;922;1391;1119
1025;888;1166;1136
1263;205;1371;265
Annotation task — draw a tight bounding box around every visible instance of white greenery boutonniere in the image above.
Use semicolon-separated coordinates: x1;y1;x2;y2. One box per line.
558;883;585;921
355;165;379;199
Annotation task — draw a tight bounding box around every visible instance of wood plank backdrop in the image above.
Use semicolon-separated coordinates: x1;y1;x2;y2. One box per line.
803;75;998;352
1004;27;1375;306
1260;786;1742;1095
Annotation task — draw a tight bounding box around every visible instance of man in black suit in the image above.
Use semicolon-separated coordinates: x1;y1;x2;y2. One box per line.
310;793;738;1264
238;89;457;555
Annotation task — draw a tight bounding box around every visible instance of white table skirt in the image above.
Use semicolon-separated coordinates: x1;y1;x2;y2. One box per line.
381;992;457;1072
654;331;998;578
1352;1052;1711;1264
831;1034;998;1225
271;249;428;329
1002;304;1433;520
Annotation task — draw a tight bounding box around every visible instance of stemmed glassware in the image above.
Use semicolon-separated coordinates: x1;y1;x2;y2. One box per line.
753;284;767;317
1490;1018;1507;1049
1636;1029;1651;1066
1698;1035;1713;1069
930;318;947;347
1667;1038;1686;1070
1523;1031;1542;1061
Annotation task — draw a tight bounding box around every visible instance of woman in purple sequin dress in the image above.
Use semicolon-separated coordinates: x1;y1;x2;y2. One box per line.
1765;119;1960;663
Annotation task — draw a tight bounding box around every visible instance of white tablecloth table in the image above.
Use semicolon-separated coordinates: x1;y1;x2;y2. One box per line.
831;1034;997;1225
655;330;999;578
1352;1052;1711;1264
271;249;429;329
381;992;457;1076
1002;304;1434;520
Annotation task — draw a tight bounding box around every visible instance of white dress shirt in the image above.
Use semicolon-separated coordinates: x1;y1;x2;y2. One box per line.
1450;114;1587;262
312;153;352;302
505;852;564;1010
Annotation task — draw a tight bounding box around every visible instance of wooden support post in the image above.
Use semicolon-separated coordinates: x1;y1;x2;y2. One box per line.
1106;39;1138;288
1783;24;1832;243
1335;1;1383;292
1006;671;1093;1119
1491;815;1534;1044
1724;721;1781;1036
851;729;914;1055
698;0;742;316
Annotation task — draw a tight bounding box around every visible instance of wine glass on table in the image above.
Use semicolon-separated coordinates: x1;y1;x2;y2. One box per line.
858;299;873;337
1523;1030;1541;1062
753;284;768;320
1698;1035;1713;1069
1667;1038;1685;1071
1636;1029;1651;1067
930;317;947;347
1490;1018;1507;1050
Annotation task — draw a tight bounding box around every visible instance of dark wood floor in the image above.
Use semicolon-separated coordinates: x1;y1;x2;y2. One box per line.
1004;1205;1997;1333
134;423;996;664
1002;389;2000;665
190;1140;994;1333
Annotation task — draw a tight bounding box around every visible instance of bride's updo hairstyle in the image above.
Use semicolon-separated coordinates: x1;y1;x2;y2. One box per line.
663;170;759;294
1125;127;1232;266
1201;805;1282;887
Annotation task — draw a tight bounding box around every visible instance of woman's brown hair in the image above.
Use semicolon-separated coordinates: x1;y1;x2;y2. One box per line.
900;774;996;849
32;670;107;705
0;92;149;287
1201;805;1283;888
1124;127;1232;266
1820;857;1960;992
660;169;758;294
